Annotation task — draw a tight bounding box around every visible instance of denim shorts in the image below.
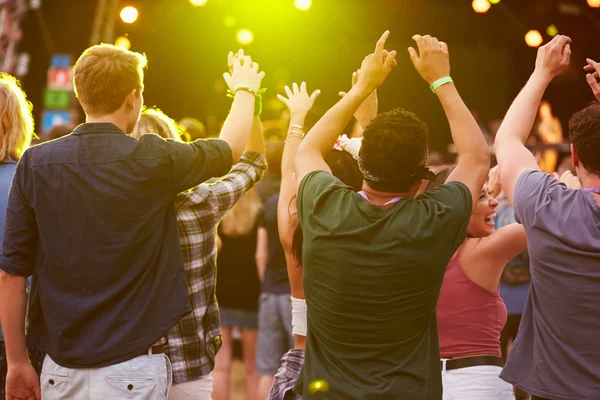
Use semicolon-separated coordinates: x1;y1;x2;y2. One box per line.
257;293;295;376
220;307;258;330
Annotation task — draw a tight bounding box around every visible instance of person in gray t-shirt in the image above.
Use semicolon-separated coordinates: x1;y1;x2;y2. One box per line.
495;34;600;400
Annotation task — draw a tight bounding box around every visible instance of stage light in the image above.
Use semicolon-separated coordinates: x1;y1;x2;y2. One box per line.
546;25;558;37
189;0;208;6
120;6;138;24
236;29;254;46
489;0;500;3
224;16;236;28
525;30;543;48
295;0;312;11
472;0;491;13
588;0;600;8
115;36;131;50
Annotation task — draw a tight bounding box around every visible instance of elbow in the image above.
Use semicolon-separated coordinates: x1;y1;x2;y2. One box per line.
0;270;24;291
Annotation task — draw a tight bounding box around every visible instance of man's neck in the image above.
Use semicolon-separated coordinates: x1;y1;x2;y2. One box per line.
86;114;128;134
360;182;415;206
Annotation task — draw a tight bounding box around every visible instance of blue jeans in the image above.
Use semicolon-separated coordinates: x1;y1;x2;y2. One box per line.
256;293;294;376
41;352;172;400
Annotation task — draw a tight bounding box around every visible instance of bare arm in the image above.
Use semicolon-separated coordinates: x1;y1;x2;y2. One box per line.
245;116;265;155
220;52;266;162
495;35;571;203
255;227;268;282
295;31;397;186
0;272;40;400
409;35;489;209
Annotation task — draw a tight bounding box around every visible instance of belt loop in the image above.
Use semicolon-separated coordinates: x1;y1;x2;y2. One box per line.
441;359;447;373
148;347;152;357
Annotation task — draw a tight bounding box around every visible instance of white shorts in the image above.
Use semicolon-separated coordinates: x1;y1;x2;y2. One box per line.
441;362;515;400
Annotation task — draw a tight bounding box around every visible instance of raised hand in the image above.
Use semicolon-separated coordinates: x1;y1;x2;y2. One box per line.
408;34;450;85
5;362;41;400
223;50;265;92
584;58;600;101
356;31;397;93
339;70;378;128
534;35;571;81
277;82;321;120
559;170;581;189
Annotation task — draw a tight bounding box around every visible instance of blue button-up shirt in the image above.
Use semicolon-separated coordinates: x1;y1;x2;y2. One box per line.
0;123;232;367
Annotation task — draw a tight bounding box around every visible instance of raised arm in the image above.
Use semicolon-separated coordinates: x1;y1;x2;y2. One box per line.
276;82;320;253
220;51;266;162
295;31;397;186
409;35;490;209
494;35;571;203
339;69;379;130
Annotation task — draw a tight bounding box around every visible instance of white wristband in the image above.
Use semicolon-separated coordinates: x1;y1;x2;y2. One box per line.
291;296;307;337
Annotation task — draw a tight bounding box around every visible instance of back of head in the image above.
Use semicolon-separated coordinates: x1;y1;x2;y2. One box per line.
179;117;206;141
569;102;600;175
43;123;74;142
0;73;34;160
359;108;429;193
74;44;147;117
220;188;262;237
132;108;182;141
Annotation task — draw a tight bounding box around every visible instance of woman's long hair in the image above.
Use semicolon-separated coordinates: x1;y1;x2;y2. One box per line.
220;188;262;237
290;149;363;265
0;73;34;160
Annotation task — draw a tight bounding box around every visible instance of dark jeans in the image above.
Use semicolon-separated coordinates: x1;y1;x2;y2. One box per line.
1;339;45;400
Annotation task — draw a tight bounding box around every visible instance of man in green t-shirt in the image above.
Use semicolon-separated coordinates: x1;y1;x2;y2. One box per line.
292;32;490;399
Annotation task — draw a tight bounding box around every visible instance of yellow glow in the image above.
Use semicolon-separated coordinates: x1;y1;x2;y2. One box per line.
588;0;600;8
525;30;543;48
546;25;558;37
223;16;236;28
295;0;312;11
120;6;138;24
189;0;208;6
115;36;131;50
309;380;329;394
472;0;491;13
489;0;500;4
236;29;254;46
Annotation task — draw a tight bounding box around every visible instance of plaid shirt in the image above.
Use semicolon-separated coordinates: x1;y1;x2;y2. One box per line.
269;349;304;400
166;151;267;384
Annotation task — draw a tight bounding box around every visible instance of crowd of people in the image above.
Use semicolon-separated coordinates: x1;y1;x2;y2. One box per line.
0;28;598;400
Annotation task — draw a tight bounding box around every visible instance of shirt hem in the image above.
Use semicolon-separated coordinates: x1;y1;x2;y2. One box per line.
500;374;588;400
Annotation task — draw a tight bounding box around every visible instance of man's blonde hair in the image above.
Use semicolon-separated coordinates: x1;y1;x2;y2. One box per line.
73;44;147;116
0;73;34;160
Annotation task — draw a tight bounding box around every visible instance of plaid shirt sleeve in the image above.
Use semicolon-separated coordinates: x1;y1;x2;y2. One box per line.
175;151;267;223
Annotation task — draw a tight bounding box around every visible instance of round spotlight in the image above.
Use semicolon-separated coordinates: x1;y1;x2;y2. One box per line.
295;0;312;11
588;0;600;8
472;0;491;13
115;36;131;50
236;29;254;46
525;30;543;48
189;0;208;6
223;16;236;28
120;6;138;24
546;25;558;37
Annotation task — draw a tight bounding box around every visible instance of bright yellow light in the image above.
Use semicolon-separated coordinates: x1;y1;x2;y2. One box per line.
546;25;558;37
189;0;208;6
120;6;138;24
223;16;236;28
295;0;312;11
472;0;491;13
115;36;131;50
309;380;329;394
525;30;543;48
236;29;254;46
489;0;500;4
588;0;600;8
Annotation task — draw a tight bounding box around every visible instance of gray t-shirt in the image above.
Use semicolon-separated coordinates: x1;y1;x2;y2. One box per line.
501;170;600;400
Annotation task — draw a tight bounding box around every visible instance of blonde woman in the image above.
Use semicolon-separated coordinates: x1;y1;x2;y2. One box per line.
132;88;266;399
0;73;35;400
213;188;263;400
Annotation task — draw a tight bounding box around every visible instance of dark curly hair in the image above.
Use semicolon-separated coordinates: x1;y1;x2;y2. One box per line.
359;108;428;192
290;149;362;265
569;102;600;175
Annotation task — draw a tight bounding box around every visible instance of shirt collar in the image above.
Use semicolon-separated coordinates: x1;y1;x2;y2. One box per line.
72;123;126;136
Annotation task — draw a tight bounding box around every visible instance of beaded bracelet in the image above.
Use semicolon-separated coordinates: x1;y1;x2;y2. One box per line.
226;86;267;116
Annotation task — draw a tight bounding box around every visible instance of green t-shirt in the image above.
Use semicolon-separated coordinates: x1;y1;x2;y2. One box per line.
295;171;472;399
